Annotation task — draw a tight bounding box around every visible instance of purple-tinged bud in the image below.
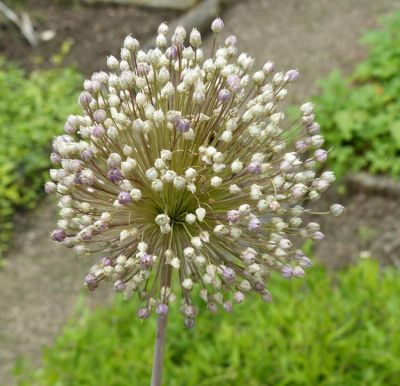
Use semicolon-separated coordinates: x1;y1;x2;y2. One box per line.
165;45;178;60
139;253;153;269
299;256;312;268
91;81;101;94
176;118;190;132
247;161;261;174
292;266;305;278
233;291;245;304
84;79;93;93
285;69;299;82
79;228;93;241
281;265;293;278
261;290;272;302
182;304;197;318
263;61;275;74
223;301;233;312
79;91;92;108
211;17;224;33
91;125;105;138
137;63;150;76
114;280;126;292
93;109;107;123
227;74;241;93
84;273;98;291
313;178;330;192
94;220;108;232
118;191;132;205
101;257;113;266
51;229;66;242
74;173;83;185
254;281;265;292
64;121;76;134
156;303;169;317
307;122;320;135
241;248;256;264
248;217;261;231
225;35;237;46
294;249;304;260
70;159;84;173
184;318;195;329
107;168;123;183
315;149;327;162
312;135;324;147
50;153;61;165
107;153;121;168
218;88;231;103
302;114;315;126
138;307;151;319
312;231;325;241
292;183;307;198
227;210;240;224
207;301;218;313
222;267;236;281
330;204;345;216
80;149;94;161
44;181;57;194
295;140;308;153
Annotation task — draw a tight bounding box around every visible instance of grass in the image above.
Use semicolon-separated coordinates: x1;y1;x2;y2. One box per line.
0;58;82;259
15;259;400;386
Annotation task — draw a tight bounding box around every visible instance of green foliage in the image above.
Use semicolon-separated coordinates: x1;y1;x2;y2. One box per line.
313;11;400;177
0;59;81;258
16;260;400;385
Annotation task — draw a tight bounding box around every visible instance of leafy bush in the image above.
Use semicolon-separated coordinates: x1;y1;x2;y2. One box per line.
15;260;400;385
0;59;81;258
313;11;400;177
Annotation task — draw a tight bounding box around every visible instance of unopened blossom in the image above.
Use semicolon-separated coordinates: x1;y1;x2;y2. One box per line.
47;18;343;328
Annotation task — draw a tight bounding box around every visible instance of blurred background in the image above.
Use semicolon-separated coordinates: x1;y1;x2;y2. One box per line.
1;0;400;385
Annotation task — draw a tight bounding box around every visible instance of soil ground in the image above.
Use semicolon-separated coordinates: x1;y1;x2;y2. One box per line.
1;0;400;384
0;0;179;75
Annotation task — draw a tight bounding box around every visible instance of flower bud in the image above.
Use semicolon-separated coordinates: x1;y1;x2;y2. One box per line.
211;17;224;33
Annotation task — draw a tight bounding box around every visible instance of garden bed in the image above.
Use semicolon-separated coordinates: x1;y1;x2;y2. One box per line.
0;0;180;75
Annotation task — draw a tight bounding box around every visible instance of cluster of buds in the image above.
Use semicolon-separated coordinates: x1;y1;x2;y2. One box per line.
47;18;344;328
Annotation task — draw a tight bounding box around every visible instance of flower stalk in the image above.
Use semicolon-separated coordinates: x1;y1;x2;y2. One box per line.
151;314;168;386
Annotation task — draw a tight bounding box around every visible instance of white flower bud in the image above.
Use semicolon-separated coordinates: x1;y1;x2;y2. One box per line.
146;167;158;181
210;176;222;187
190;28;202;47
191;237;203;249
184;247;195;259
185;167;197;180
170;257;180;269
231;160;243;173
195;207;206;222
186;213;196;224
121;158;137;176
106;55;119;70
330;204;345;216
130;189;142;201
221;130;233;142
152;179;164;192
182;278;193;290
229;184;241;194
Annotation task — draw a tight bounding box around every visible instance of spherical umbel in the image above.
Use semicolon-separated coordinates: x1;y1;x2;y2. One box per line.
46;17;343;327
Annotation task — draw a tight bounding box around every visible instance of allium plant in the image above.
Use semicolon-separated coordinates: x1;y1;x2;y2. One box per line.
46;17;344;385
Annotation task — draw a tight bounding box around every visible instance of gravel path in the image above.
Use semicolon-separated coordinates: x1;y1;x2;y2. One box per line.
1;0;399;384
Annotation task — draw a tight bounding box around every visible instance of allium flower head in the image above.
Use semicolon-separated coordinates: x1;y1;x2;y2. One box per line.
47;18;343;327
